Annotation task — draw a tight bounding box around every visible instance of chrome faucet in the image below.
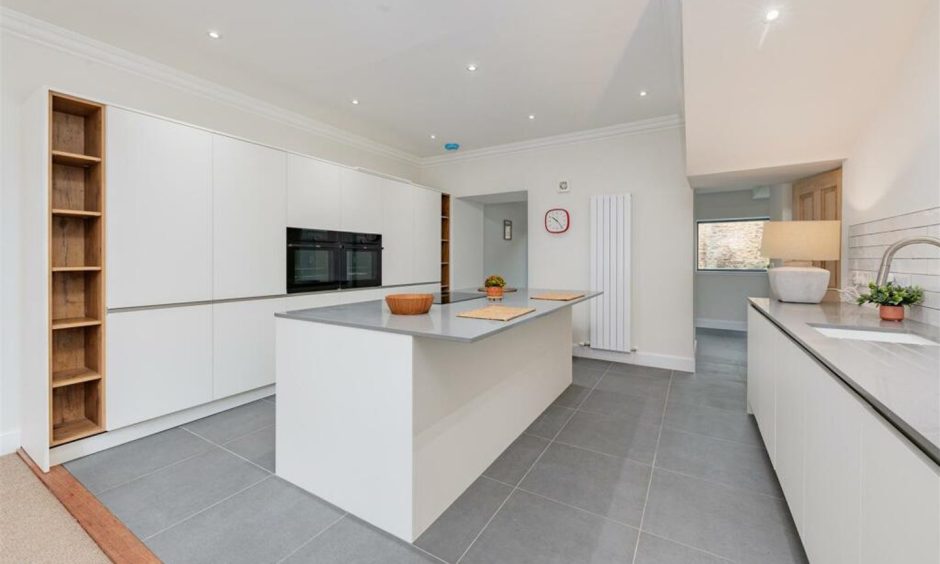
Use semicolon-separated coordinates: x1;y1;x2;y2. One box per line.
875;236;940;285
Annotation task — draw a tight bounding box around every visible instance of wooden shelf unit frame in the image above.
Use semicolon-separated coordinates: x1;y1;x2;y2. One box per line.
441;194;451;291
48;92;106;446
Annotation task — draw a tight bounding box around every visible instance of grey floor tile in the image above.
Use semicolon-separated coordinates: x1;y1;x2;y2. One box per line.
572;365;605;388
555;409;659;463
520;443;650;526
593;370;669;400
525;405;575;440
663;398;762;446
483;434;548;486
579;388;665;425
65;428;213;494
183;400;275;445
644;470;807;564
692;361;746;382
605;362;672;379
414;477;512;563
147;477;343;564
223;425;275;472
634;533;732;564
551;384;591;409
572;357;611;371
262;394;276;404
98;447;269;539
668;374;747;412
284;516;438;564
656;429;782;497
461;489;638;564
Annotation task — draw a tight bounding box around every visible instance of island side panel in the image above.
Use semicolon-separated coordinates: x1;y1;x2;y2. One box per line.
411;308;573;538
275;317;415;541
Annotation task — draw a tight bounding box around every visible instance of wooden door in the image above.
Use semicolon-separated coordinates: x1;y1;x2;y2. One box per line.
792;168;842;298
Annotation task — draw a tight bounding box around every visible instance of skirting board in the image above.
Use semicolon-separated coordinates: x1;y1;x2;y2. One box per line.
1;430;22;456
49;385;274;466
695;318;747;332
572;345;694;373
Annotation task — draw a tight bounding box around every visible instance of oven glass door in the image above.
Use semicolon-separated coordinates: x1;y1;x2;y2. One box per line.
287;243;341;293
343;246;382;288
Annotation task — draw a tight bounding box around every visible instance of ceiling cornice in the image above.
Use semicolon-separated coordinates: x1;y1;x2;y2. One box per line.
0;7;422;166
418;115;684;167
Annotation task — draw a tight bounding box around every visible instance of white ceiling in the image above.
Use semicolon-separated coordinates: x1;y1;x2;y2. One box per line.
3;0;683;157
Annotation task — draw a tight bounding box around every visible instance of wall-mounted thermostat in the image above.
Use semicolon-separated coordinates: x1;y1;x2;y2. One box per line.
558;180;569;193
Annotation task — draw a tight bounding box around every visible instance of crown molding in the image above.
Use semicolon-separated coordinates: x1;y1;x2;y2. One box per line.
0;8;421;166
418;114;684;167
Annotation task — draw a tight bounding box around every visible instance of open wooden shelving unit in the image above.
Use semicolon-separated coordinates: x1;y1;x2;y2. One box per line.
48;92;106;446
441;194;451;292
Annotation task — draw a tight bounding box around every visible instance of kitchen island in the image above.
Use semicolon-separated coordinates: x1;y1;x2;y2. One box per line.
274;289;600;542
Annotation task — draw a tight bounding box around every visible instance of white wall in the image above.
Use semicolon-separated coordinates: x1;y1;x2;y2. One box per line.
421;127;694;368
483;202;528;288
694;189;771;330
0;30;420;453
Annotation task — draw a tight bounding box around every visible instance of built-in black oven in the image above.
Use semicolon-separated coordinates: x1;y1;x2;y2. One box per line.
286;228;382;293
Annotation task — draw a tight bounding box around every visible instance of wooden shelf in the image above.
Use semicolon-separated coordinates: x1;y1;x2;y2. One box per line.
52;367;101;389
52;266;101;272
52;208;101;218
52;150;102;167
51;417;103;446
52;317;101;331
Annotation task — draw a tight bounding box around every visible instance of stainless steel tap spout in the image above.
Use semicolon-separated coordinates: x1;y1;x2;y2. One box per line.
875;236;940;286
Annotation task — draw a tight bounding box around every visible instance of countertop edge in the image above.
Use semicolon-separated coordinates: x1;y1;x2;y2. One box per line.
748;298;940;466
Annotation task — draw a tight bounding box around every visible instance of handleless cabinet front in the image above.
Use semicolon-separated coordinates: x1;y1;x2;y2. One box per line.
107;108;212;308
212;135;287;299
412;187;441;283
339;168;383;235
212;298;283;399
381;181;414;286
287;154;341;231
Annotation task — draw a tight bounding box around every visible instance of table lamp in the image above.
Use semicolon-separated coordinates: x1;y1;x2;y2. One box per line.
760;220;841;303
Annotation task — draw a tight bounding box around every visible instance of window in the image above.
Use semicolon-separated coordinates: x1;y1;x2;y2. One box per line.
697;218;769;271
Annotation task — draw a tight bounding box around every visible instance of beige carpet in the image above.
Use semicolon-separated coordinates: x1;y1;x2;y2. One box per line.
0;454;109;563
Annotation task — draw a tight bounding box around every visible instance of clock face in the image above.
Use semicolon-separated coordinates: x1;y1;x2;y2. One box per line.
545;208;570;233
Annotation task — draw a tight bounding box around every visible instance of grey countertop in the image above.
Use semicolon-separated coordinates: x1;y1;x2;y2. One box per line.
276;288;601;343
749;298;940;464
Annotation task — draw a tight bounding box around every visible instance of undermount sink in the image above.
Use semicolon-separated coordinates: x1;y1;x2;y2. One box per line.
811;324;940;346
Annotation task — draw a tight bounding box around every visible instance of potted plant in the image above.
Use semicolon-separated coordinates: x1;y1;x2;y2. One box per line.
856;281;924;321
484;275;506;300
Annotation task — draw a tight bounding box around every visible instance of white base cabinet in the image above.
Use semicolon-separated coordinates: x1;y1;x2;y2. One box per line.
212;299;284;399
747;306;939;564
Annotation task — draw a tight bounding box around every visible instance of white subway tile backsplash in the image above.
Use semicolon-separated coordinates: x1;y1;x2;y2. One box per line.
847;206;940;325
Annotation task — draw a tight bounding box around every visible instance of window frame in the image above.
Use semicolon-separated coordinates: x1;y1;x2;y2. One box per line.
695;216;770;273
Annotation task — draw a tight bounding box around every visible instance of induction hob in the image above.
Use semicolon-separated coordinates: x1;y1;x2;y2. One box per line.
432;291;486;305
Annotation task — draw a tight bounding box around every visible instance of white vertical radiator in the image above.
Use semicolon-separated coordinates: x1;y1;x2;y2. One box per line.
590;194;632;352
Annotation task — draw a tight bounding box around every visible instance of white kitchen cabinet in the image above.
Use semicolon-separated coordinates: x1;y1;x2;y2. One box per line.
772;334;807;533
287;154;341;230
747;308;775;457
412;187;441;283
213;135;287;299
381;181;415;286
107;305;212;429
107;108;212;308
859;408;940;564
212;298;284;399
340;168;383;234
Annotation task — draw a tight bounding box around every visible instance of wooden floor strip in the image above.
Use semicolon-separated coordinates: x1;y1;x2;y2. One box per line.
17;449;160;564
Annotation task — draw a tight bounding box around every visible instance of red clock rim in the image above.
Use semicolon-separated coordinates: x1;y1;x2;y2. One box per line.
545;208;570;233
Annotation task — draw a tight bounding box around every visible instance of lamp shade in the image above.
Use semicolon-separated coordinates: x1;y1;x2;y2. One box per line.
760;220;841;261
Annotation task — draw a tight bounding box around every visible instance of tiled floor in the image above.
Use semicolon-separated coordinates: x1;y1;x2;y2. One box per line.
65;329;806;563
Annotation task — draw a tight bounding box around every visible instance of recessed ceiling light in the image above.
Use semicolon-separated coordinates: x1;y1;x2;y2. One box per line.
207;30;222;39
351;98;360;105
528;114;536;120
639;90;648;97
430;134;437;140
466;63;478;72
765;8;780;22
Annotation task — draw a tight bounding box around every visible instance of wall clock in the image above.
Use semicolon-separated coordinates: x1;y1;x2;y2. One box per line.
545;208;570;233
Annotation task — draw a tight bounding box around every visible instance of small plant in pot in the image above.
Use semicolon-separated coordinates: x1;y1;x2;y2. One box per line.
484;275;506;300
856;281;924;321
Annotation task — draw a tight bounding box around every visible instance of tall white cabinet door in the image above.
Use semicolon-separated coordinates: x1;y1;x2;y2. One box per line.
212;298;283;399
107;108;212;308
412;187;441;283
773;335;808;533
340;168;383;234
213;135;287;299
381;181;414;286
802;368;862;564
107;305;212;429
287;154;341;230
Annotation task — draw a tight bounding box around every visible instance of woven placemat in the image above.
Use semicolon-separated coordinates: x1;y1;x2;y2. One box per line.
456;305;536;321
530;292;585;301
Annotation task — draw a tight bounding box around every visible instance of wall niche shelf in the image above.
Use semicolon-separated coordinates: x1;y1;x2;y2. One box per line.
48;92;106;446
441;194;451;291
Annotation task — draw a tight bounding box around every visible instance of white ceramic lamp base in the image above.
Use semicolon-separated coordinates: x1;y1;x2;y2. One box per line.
768;266;831;303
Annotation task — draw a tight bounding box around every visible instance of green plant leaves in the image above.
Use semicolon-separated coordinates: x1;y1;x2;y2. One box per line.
856;281;925;307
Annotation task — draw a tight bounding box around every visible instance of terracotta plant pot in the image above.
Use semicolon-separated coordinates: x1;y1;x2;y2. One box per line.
879;305;905;322
486;286;504;300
